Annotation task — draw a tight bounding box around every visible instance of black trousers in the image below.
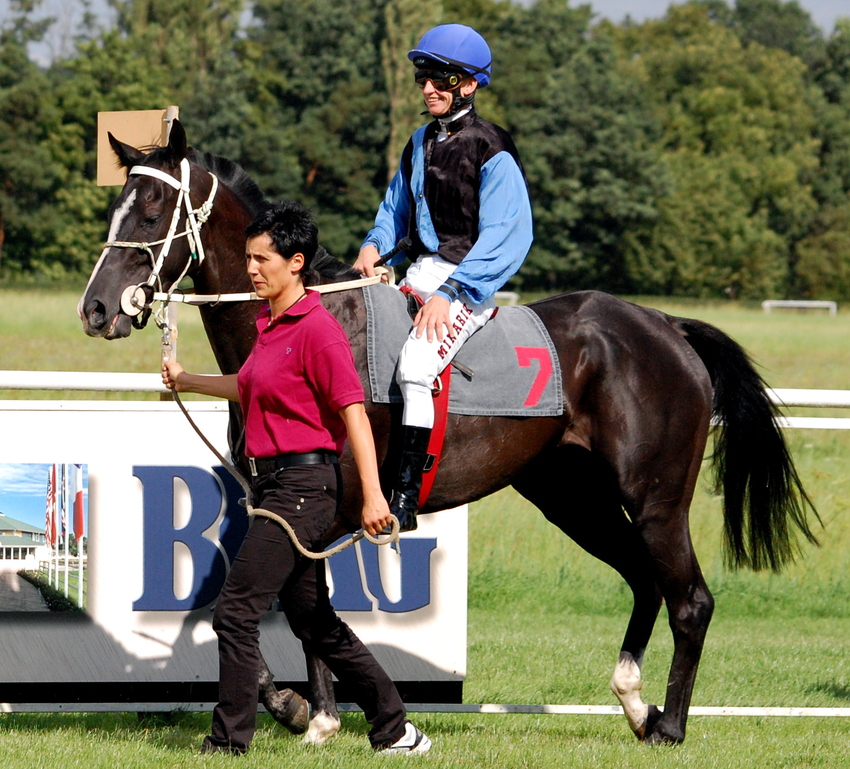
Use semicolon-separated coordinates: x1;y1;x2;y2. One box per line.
206;463;407;752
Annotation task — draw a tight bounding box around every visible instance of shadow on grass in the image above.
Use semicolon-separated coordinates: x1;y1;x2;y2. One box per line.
0;713;136;733
805;681;850;702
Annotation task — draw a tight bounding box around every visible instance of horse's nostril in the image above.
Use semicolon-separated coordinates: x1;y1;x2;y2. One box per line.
88;300;107;328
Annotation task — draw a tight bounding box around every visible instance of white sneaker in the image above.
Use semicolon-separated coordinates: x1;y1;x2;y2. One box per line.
376;721;432;755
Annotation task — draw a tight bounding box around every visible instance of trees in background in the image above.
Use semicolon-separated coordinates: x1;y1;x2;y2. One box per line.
612;3;821;297
1;0;849;300
795;19;850;297
488;0;669;292
239;0;392;257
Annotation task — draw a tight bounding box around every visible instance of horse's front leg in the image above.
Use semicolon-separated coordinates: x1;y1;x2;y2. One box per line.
302;652;341;745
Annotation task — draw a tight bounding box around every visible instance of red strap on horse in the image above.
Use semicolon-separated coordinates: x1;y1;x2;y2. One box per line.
398;285;449;510
420;369;450;509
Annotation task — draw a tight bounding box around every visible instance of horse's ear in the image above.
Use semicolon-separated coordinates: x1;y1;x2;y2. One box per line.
108;132;145;169
165;119;188;167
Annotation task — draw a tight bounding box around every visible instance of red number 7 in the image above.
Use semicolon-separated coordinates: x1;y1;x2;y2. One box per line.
515;346;552;408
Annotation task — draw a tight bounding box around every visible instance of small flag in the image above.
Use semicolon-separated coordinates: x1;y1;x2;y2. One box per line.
73;464;85;541
60;464;67;539
45;464;57;548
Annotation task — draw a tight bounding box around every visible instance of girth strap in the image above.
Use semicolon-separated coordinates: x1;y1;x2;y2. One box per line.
419;369;451;509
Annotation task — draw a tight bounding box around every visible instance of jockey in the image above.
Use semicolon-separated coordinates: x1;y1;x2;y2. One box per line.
354;23;533;532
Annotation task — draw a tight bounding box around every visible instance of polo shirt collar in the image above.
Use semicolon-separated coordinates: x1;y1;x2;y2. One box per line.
257;289;322;331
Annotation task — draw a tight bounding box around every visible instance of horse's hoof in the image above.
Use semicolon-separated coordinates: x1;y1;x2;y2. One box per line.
637;705;662;742
641;705;684;745
302;710;341;745
260;685;310;735
645;730;684;745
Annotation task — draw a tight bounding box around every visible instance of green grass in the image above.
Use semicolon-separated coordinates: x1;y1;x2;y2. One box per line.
4;288;848;390
0;289;218;400
20;569;87;611
2;289;850;766
2;710;850;769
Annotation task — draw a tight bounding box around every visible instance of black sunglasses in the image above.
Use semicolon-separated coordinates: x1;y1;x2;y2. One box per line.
414;69;466;91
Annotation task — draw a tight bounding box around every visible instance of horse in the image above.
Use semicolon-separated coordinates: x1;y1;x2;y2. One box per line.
79;119;818;746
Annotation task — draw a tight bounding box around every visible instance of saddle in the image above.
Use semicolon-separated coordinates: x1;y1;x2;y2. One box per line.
362;283;564;507
363;282;563;416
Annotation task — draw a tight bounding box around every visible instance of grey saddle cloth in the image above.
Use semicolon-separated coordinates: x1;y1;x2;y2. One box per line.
362;282;563;417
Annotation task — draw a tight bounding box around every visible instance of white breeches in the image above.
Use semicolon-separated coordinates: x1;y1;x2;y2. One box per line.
397;255;495;429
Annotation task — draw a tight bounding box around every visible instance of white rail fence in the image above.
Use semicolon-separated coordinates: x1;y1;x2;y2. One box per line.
762;299;838;316
2;371;850;429
0;370;168;393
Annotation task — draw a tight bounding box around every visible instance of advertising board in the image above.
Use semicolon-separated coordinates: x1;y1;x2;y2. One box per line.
0;399;466;708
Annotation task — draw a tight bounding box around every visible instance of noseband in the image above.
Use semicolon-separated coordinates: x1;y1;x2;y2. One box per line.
104;158;219;326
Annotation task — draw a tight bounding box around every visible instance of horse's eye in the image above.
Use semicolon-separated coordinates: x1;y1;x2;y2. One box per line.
143;214;162;228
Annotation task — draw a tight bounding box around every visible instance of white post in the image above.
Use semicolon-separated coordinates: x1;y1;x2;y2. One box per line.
52;468;59;589
77;536;85;609
62;464;70;598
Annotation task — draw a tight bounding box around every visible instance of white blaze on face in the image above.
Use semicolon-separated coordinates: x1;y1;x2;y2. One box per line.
77;189;139;320
610;652;649;737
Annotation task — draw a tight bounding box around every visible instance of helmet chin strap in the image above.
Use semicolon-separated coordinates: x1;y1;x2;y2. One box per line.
447;87;475;117
422;90;475;124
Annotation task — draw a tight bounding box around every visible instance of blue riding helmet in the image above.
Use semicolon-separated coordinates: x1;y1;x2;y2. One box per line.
408;24;492;87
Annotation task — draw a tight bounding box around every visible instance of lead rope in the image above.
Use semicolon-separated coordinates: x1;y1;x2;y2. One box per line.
168;389;400;558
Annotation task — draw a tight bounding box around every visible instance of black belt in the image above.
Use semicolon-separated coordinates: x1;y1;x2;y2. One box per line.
248;451;338;477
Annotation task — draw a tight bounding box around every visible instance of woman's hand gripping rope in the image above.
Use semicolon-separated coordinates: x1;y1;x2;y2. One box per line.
248;507;401;558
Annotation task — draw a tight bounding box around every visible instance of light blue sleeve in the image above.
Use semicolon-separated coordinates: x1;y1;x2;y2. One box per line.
363;135;423;264
361;164;411;266
436;151;533;305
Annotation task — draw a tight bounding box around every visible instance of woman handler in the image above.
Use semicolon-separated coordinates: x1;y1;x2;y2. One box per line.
162;201;430;756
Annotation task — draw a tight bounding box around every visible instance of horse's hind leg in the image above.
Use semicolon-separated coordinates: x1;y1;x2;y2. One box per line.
512;445;664;740
631;505;714;744
619;433;715;744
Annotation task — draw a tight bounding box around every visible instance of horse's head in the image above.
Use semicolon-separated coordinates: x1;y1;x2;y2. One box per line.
78;119;217;339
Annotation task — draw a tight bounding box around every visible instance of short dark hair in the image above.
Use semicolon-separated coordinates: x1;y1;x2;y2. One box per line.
245;201;319;276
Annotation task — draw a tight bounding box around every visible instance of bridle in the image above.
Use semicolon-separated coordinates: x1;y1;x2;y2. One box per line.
104;157;219;327
104;158;386;328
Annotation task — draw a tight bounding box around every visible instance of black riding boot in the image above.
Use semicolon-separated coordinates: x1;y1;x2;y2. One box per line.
389;426;432;533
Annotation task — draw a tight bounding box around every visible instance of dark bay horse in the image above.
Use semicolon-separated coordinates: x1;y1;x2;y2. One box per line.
79;120;818;746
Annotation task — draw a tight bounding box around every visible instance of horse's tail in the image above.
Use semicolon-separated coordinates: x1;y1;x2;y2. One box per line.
673;316;820;571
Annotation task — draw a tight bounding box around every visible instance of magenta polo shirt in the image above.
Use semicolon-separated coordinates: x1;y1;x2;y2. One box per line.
237;290;365;458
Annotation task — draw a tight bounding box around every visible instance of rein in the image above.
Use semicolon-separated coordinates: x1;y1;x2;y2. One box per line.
143;273;385;306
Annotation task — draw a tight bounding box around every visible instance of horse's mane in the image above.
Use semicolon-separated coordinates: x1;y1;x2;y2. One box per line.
187;148;267;218
310;246;362;285
144;145;361;285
